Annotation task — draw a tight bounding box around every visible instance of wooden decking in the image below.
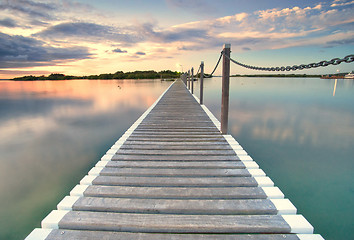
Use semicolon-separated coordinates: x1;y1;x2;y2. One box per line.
26;80;323;240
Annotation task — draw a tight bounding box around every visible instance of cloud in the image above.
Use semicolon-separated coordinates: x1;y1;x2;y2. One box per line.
135;51;146;55
0;32;92;68
112;48;127;53
35;22;140;43
326;37;354;47
331;0;354;7
0;18;18;28
243;47;251;51
165;0;217;14
0;0;57;21
136;22;209;43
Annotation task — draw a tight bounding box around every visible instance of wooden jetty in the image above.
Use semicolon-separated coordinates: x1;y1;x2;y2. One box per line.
26;80;323;240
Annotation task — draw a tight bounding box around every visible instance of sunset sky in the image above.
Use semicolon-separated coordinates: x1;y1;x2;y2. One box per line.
0;0;353;79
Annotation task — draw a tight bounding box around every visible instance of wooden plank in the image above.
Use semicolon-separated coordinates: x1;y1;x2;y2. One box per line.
83;186;267;199
99;168;251;177
128;134;226;139
119;144;233;150
72;197;278;215
112;155;239;161
44;229;301;240
123;140;229;146
58;211;291;233
130;131;221;135
115;149;236;156
125;137;226;142
92;176;258;187
105;161;245;169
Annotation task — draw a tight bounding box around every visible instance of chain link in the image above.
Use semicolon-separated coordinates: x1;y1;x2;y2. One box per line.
223;52;354;71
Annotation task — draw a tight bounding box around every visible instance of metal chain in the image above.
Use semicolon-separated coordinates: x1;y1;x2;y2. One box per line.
223;52;354;71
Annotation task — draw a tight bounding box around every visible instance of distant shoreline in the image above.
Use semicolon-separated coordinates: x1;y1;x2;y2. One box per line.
6;72;350;81
9;70;181;81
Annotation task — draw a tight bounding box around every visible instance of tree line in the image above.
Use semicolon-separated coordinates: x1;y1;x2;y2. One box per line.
12;70;181;81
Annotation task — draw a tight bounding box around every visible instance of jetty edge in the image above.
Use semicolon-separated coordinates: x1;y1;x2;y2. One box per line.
26;80;324;240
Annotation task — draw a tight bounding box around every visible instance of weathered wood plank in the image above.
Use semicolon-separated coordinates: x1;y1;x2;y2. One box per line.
99;168;250;177
92;176;258;187
112;155;239;161
115;149;236;156
130;131;221;135
125;137;227;142
128;134;226;139
123;140;229;146
72;197;277;215
105;161;245;169
83;186;267;199
45;229;301;240
119;144;233;150
58;211;291;233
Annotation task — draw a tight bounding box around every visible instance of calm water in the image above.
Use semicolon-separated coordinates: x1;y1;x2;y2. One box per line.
0;79;171;239
0;78;353;240
194;77;354;240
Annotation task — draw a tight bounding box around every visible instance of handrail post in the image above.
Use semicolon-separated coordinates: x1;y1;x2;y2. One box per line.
191;67;194;94
200;61;204;104
221;44;231;134
188;70;190;90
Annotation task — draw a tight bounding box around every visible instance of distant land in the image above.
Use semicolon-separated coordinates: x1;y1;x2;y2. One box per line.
10;71;350;81
11;70;181;81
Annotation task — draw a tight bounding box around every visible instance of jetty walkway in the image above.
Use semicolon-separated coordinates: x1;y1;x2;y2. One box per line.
26;80;323;240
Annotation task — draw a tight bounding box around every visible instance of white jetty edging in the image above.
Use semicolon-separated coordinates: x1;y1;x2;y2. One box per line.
193;90;317;235
34;81;176;234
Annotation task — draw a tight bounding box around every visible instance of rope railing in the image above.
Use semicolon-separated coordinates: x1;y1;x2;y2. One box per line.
204;52;223;77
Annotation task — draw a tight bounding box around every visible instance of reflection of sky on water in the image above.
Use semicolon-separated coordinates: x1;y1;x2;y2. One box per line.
194;77;354;240
0;79;170;240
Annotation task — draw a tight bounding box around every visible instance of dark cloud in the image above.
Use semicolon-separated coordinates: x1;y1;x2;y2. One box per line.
0;0;57;21
138;22;209;43
166;0;217;14
112;48;128;53
36;21;209;45
242;47;251;51
0;18;17;28
0;32;92;68
326;38;354;47
135;51;146;55
35;22;139;43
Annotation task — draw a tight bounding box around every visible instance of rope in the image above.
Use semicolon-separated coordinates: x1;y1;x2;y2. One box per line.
223;53;354;71
204;51;223;77
195;65;201;77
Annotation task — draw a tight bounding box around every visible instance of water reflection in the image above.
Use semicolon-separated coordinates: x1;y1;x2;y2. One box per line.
194;77;354;240
333;79;337;96
0;79;170;240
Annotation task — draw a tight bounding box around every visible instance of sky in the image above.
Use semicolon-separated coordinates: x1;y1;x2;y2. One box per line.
0;0;353;79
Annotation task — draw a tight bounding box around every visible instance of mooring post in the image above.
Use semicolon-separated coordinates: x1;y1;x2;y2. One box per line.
221;44;231;134
191;67;194;94
188;70;191;90
200;61;204;105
